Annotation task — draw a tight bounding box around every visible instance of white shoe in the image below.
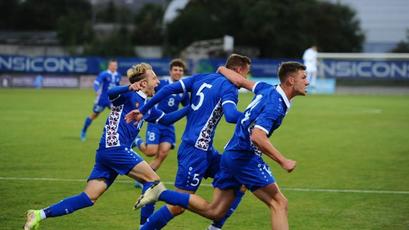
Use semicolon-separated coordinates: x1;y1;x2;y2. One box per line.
23;210;41;230
207;225;222;230
134;181;166;209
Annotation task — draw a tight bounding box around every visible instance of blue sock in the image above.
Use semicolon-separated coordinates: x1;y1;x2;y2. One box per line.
43;192;94;217
141;205;173;230
82;117;92;133
211;190;245;228
158;190;190;209
140;182;156;225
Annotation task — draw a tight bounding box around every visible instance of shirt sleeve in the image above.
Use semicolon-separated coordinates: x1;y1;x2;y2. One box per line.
144;106;188;125
221;80;239;105
252;81;271;94
139;76;195;115
107;85;130;106
254;101;278;135
93;72;105;92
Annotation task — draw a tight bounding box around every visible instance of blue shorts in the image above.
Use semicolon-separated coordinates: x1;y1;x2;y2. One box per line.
174;142;221;191
88;147;143;187
213;150;275;192
93;96;111;113
146;123;176;148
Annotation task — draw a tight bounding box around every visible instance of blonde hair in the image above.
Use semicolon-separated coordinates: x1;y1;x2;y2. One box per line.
127;63;152;83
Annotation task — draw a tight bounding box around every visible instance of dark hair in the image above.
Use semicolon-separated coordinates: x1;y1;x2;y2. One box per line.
169;58;186;70
278;62;306;82
127;63;152;84
225;54;251;70
108;59;117;64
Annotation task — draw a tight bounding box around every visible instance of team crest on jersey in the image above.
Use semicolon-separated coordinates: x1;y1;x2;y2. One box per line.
105;105;123;148
195;100;223;151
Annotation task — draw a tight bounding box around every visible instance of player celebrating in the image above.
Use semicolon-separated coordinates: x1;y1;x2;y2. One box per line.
126;54;251;230
24;63;189;230
135;61;308;230
134;58;189;171
80;59;122;141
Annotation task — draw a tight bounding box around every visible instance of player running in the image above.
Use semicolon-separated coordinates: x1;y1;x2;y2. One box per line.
133;58;189;171
134;61;308;230
80;59;122;141
24;63;189;230
126;54;252;230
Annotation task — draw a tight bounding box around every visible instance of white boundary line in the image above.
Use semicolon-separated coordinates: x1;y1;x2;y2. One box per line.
1;176;408;195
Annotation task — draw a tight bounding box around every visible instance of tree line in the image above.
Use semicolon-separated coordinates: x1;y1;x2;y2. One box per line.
3;0;405;57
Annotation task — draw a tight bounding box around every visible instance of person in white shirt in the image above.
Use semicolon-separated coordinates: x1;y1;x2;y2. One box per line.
302;45;318;89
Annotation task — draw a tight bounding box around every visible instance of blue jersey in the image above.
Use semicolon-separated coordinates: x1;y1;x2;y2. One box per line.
225;83;291;155
98;89;165;150
94;70;122;103
182;74;239;151
140;73;240;151
155;78;189;113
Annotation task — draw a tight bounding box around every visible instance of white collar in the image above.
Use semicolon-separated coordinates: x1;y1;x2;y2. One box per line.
168;76;177;83
136;90;148;100
276;85;291;109
107;70;118;75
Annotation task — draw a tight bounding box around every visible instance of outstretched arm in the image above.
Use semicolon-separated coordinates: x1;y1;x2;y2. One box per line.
139;81;186;115
217;66;255;91
155;106;189;125
108;82;143;101
250;128;296;172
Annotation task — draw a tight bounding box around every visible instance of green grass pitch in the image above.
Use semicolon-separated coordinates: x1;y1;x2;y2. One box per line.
0;88;408;229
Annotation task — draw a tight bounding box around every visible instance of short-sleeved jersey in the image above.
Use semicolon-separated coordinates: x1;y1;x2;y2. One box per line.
94;70;122;101
180;73;239;151
225;83;291;155
155;77;189;114
98;90;164;150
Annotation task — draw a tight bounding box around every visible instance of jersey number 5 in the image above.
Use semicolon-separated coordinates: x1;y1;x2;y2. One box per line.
191;83;212;111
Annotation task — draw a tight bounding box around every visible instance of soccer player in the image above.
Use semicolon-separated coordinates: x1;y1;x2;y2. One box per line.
23;63;190;230
80;59;122;141
302;45;318;90
126;54;252;230
134;58;189;171
135;61;308;230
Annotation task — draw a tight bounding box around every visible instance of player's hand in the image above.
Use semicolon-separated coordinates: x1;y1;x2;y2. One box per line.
129;82;144;91
281;159;296;173
125;109;143;125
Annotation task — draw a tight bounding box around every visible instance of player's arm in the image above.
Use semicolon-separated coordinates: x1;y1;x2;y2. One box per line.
139;77;193;115
181;91;190;106
144;106;189;125
217;66;255;91
222;102;242;123
218;66;270;94
93;72;105;92
221;81;243;123
108;82;141;101
250;128;296;172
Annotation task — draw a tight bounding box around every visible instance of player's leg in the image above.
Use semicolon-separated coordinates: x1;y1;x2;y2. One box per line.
205;149;245;230
80;103;103;141
133;126;159;189
149;127;175;171
150;142;172;171
139;141;172;225
24;179;109;230
208;186;246;230
252;183;289;230
140;143;206;229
